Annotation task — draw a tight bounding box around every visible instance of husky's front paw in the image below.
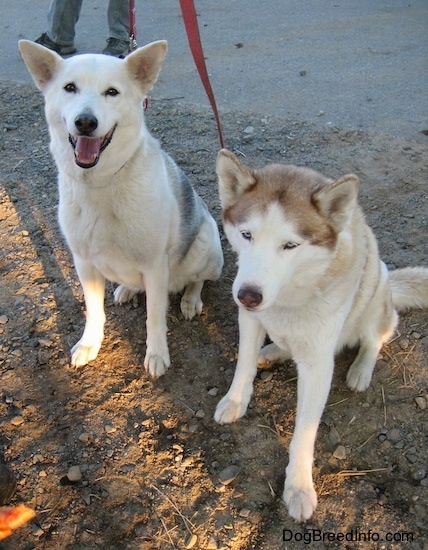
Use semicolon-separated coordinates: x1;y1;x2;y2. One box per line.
144;351;170;378
180;294;203;320
180;282;204;320
214;395;248;424
258;343;290;368
114;285;139;305
346;361;373;392
71;340;101;367
283;481;317;522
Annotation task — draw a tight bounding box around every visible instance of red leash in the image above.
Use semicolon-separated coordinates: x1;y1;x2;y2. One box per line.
179;0;226;148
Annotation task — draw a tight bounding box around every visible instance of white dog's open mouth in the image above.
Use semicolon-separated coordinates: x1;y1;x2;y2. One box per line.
68;125;116;169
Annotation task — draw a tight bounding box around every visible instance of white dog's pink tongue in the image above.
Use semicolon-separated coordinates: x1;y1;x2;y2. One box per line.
75;136;101;166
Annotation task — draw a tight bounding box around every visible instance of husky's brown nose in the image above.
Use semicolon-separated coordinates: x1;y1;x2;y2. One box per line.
74;113;98;135
237;286;263;308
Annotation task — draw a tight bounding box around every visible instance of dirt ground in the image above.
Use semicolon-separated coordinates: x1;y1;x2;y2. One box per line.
0;80;427;550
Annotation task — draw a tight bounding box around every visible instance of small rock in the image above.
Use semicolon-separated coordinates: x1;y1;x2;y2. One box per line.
208;387;219;397
206;536;218;550
405;454;418;464
67;465;82;482
10;415;24;426
0;315;8;324
329;426;341;446
104;424;117;434
398;338;409;350
195;409;205;419
239;508;251;518
78;432;90;443
260;371;273;381
414;396;426;410
38;338;53;348
411;331;421;339
386;428;403;443
184;532;198;549
218;465;241;485
243;126;254;134
333;445;347;460
412;469;426;481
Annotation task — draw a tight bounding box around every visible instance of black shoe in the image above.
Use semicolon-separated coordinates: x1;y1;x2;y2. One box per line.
35;33;76;56
102;37;132;58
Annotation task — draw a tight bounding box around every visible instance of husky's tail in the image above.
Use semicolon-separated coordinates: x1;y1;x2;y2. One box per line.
389;267;428;311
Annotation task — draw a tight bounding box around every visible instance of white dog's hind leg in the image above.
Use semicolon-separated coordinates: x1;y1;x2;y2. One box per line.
346;293;397;392
143;258;171;378
180;281;204;319
283;351;335;522
114;285;140;305
215;310;266;424
258;342;291;368
71;258;106;367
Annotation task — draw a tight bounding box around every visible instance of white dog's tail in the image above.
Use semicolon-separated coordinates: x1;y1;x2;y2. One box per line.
389;267;428;311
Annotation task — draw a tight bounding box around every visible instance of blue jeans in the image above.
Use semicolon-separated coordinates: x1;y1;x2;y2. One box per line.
46;0;129;46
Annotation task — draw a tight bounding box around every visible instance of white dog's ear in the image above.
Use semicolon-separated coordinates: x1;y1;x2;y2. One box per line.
126;40;168;93
312;174;360;230
18;40;63;91
216;149;256;209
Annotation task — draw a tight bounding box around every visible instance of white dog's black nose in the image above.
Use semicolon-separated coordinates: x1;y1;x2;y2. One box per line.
74;113;98;135
237;286;263;308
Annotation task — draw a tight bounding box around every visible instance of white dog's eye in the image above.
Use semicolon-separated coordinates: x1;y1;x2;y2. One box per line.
105;88;120;97
241;230;252;241
283;242;298;250
64;83;77;93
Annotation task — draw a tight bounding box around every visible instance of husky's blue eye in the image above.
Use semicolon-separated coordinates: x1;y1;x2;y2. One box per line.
283;242;298;250
241;231;252;241
64;83;77;93
105;88;119;97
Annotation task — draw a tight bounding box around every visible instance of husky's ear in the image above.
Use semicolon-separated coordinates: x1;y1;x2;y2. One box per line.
216;149;256;209
312;174;360;230
18;40;63;92
126;40;168;94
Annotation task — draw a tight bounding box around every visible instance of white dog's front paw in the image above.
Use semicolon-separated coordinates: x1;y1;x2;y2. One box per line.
114;284;139;305
144;351;170;378
71;340;101;367
214;395;248;424
180;294;203;320
283;481;317;522
258;343;290;368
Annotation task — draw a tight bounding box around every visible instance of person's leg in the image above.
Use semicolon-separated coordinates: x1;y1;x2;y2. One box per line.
103;0;132;57
36;0;82;55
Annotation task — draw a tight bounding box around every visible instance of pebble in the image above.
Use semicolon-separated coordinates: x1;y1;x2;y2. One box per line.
260;371;273;381
412;469;426;481
10;415;24;426
78;432;90;443
218;465;241;485
398;338;409;350
333;445;347;460
104;424;117;434
239;508;251;518
208;387;219;397
184;533;198;549
38;338;53;348
386;428;403;443
67;465;82;482
414;396;426;410
329;427;341;446
195;409;205;419
0;315;8;324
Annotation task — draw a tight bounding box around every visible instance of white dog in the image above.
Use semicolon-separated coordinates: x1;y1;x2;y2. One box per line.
214;149;428;521
18;40;223;377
